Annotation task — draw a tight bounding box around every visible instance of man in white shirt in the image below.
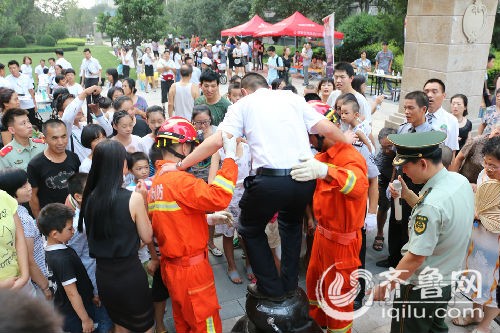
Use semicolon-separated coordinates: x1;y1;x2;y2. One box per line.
165;73;347;302
7;60;38;126
80;48;102;89
55;49;73;70
327;62;372;125
423;78;459;153
120;47;135;78
157;50;176;110
0;63;12;89
34;59;48;87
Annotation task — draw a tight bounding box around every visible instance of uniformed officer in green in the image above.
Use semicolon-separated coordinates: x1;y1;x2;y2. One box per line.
372;131;474;333
0;108;45;171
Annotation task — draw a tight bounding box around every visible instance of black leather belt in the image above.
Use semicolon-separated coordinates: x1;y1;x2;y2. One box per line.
256;167;291;177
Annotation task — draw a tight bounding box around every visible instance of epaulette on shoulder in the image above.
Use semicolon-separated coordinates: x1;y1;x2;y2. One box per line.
31;138;45;144
0;145;13;157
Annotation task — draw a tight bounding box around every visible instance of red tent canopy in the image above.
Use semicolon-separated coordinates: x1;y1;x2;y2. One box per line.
221;15;272;37
254;11;344;39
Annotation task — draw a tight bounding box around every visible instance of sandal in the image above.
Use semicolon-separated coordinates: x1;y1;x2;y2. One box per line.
228;270;243;284
451;315;481;327
246;265;256;282
372;236;384;251
209;245;223;257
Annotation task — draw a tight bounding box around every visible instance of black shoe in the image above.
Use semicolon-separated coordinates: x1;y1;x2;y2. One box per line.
247;284;286;302
376;258;390;268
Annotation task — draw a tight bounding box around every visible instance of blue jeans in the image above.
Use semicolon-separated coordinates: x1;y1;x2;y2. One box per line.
94;304;113;333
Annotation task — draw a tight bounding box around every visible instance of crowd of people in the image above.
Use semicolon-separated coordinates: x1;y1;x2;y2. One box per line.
0;36;498;333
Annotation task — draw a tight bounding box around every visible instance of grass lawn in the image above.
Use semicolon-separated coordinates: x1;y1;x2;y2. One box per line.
0;45;135;81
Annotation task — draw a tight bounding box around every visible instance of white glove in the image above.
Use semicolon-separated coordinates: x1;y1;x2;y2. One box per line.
222;132;237;160
290;158;328;182
364;213;377;232
207;211;234;226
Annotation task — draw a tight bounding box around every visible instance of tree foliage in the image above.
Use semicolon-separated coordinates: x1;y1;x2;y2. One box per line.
100;0;166;60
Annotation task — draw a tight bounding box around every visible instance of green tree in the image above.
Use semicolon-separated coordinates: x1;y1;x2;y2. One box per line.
65;6;95;37
46;21;67;42
101;0;166;61
224;0;252;29
336;12;383;61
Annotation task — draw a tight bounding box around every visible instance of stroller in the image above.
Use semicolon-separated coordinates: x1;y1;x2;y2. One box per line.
212;58;227;85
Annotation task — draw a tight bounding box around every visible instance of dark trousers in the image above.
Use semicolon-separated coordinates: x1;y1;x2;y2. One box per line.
84;77;100;123
123;65;130;78
160;80;174;104
391;284;452;333
388;173;423;268
355;227;367;302
238;175;316;297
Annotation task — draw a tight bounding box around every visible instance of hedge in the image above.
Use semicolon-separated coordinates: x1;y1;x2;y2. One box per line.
39;35;56;47
0;45;78;54
57;38;86;46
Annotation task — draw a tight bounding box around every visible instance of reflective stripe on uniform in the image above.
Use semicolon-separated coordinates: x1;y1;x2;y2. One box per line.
212;175;235;194
340;170;356;195
328;322;352;333
206;316;216;333
308;299;321;308
148;201;181;212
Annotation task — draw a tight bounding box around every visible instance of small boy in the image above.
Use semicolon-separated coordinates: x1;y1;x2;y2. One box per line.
227;83;242;104
66;173;113;333
339;97;380;231
126;152;152;190
38;203;95;333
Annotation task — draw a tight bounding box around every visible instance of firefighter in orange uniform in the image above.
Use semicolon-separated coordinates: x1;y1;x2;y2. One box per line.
148;117;238;333
291;106;369;333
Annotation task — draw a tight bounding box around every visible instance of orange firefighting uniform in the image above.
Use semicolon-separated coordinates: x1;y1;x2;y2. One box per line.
306;142;368;333
148;158;238;333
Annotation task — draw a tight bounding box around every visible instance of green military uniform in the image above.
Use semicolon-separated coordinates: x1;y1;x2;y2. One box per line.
387;132;475;333
0;138;46;171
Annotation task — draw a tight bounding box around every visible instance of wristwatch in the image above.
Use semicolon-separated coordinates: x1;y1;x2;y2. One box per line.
176;160;183;170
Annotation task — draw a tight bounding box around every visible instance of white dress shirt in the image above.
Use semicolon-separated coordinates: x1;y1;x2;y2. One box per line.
218;88;324;172
7;74;34;109
80;57;102;79
56;57;73;69
426;106;459;151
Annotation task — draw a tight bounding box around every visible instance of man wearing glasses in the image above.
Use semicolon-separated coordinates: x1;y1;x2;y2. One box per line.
194;71;231;126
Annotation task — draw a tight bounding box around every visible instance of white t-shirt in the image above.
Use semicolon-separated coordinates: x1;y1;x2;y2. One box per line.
241;42;249;57
0;77;12;89
79;157;92;173
218;88;324;172
157;58;176;80
67;83;83;96
427;107;459;151
138;135;155;157
34;65;48;77
56;57;73;69
190;66;201;85
141;53;154;66
327;90;372;124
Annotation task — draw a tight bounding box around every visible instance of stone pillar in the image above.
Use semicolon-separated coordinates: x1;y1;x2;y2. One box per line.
385;0;499;129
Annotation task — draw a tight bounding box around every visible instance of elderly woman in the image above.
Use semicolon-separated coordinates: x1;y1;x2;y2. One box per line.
450;123;500;185
452;136;500;333
479;88;500;136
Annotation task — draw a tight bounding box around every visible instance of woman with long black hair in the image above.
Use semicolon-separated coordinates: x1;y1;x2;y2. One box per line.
80;139;154;333
105;68;122;89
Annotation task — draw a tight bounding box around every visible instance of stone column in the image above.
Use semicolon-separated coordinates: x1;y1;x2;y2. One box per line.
385;0;499;129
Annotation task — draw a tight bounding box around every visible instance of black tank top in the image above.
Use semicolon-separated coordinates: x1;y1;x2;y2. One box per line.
87;189;140;259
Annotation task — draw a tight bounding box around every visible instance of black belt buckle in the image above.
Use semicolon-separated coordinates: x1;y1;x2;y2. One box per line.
255;167;292;177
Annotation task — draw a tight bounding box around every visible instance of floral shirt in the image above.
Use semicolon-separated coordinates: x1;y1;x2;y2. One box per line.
481;105;500;135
